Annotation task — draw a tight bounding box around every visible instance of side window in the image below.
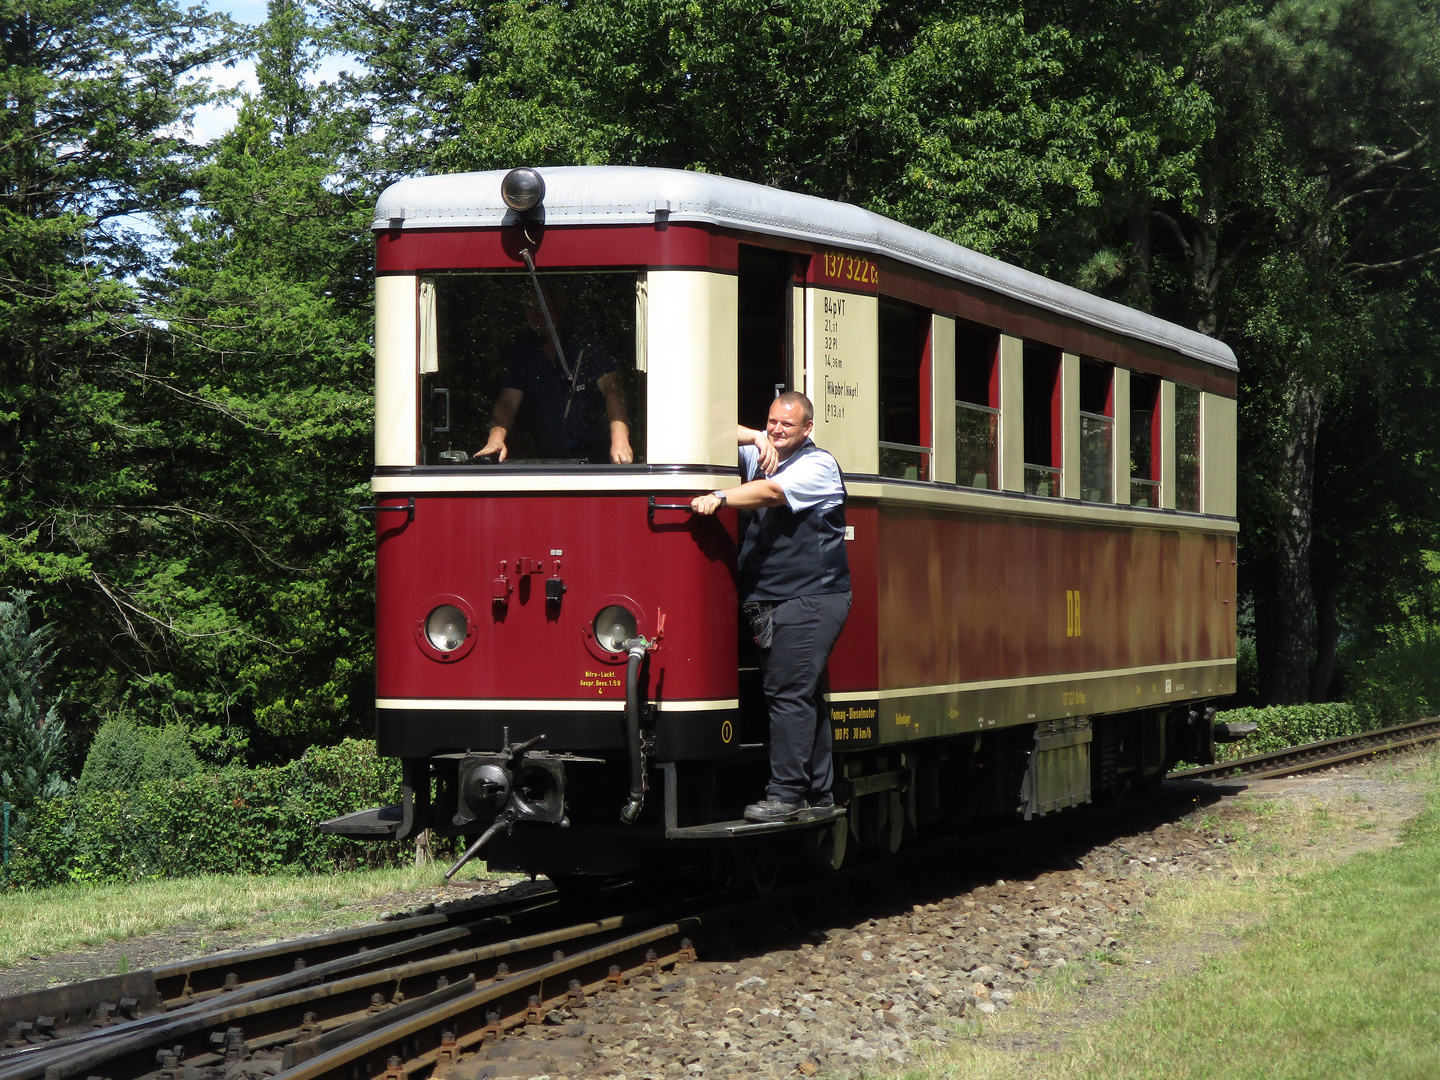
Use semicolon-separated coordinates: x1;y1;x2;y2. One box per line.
1079;360;1114;503
955;322;999;489
1022;343;1062;497
1130;373;1160;506
878;298;931;480
1175;383;1201;512
421;272;645;466
737;245;792;430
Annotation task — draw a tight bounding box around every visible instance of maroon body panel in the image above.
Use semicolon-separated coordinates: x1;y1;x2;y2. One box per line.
375;494;739;704
376;223;738;275
376;489;1234;708
827;504;879;693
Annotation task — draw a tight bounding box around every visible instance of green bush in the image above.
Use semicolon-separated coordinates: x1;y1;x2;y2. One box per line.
1214;702;1367;762
7;738;407;888
77;718;147;794
1347;622;1440;729
79;719;203;795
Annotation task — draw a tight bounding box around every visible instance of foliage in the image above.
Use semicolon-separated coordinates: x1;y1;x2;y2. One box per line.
2;0;375;758
1179;0;1440;702
136;0;378;755
0;591;68;811
1213;701;1365;761
1234;635;1260;707
332;0;1212;264
1344;619;1440;729
77;718;201;795
7;738;406;887
0;0;238;745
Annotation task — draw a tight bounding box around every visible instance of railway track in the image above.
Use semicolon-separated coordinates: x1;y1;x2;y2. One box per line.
0;882;576;1051
0;794;1171;1080
0;887;716;1080
1171;716;1440;782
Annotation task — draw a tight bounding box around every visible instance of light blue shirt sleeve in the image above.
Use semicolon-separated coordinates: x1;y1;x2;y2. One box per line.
738;443;760;481
774;449;844;512
737;440;843;511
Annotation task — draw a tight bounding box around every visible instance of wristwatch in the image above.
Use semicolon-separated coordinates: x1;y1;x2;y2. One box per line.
714;491;728;506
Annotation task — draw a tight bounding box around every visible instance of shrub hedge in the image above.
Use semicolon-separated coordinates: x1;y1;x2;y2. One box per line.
1213;702;1366;762
4;739;408;888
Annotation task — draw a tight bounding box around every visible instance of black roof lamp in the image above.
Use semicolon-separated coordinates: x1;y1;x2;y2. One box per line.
501;168;545;213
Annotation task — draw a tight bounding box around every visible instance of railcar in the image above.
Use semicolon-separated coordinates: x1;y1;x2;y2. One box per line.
325;166;1238;881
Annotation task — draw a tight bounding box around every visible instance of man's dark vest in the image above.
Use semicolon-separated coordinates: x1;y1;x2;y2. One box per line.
737;442;851;602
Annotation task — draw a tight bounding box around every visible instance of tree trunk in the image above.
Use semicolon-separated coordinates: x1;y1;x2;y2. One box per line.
1260;377;1323;704
1309;578;1340;701
1127;203;1153;310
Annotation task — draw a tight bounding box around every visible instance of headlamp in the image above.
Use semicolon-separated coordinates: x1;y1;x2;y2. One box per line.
593;604;637;653
425;604;468;652
500;168;546;213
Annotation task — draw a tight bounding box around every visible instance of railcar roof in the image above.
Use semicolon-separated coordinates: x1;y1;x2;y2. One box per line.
374;166;1237;373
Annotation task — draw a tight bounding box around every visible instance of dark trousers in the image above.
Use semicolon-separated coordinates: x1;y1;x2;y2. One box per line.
756;591;852;803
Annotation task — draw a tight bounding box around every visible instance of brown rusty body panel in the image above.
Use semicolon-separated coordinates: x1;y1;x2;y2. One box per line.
878;508;1235;689
823;503;1237;747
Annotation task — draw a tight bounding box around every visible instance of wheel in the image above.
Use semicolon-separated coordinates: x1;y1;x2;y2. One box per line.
749;850;781;895
810;815;848;872
885;791;904;854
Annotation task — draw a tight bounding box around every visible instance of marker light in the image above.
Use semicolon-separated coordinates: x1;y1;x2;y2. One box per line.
500;168;545;212
426;604;468;652
593;605;637;653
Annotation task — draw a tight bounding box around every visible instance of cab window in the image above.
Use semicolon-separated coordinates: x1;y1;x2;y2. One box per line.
419;272;645;466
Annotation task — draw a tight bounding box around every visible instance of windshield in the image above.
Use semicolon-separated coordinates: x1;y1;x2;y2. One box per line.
420;272;645;465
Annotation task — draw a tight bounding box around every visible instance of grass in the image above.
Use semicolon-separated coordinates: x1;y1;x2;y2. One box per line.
0;864;468;970
884;749;1440;1080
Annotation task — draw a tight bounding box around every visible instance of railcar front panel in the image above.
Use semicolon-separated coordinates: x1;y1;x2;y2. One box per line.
373;488;741;759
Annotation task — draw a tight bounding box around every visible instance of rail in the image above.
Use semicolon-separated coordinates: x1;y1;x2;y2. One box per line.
0;894;718;1080
1171;716;1440;782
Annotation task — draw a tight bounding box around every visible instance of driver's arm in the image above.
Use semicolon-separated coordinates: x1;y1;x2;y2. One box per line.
476;388;524;460
597;371;633;464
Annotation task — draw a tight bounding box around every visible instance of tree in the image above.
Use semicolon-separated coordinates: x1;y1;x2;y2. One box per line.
868;0;1212;269
1143;0;1440;702
0;591;68;810
144;0;377;756
0;0;235;731
331;0;1215;269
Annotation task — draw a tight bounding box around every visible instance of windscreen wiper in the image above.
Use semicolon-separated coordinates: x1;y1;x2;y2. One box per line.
519;248;584;417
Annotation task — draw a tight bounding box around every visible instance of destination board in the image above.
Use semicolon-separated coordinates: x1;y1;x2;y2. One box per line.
805;284;877;473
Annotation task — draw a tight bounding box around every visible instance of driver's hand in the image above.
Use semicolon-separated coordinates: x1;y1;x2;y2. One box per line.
690;493;724;515
610;436;634;464
754;433;779;476
475;430;508;461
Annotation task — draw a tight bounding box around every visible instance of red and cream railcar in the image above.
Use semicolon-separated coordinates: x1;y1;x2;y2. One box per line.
327;166;1238;879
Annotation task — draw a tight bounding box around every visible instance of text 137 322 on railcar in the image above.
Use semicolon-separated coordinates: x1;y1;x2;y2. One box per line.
324;166;1239;880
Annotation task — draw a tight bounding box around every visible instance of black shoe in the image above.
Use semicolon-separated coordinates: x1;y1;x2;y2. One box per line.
809;792;835;809
743;799;806;823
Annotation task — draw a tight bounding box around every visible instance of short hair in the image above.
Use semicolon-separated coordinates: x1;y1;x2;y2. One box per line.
773;390;814;425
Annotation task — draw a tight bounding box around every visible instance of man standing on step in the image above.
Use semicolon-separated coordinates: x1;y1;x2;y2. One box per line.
691;391;851;822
